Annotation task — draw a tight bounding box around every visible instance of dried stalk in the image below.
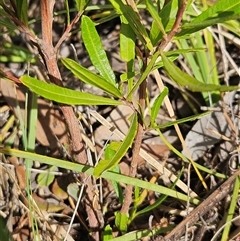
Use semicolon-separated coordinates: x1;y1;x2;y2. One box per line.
2;0;103;239
161;168;240;240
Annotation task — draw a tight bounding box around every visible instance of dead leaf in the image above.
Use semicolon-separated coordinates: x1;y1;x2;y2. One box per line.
0;79;69;151
51;178;69;200
32;193;68;213
182;91;236;160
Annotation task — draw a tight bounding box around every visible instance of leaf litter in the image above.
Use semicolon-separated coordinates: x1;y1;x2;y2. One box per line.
0;1;240;240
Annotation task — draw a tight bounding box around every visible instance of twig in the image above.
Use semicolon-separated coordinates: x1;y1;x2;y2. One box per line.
55;11;82;50
2;1;103;239
39;2;102;239
161;168;240;241
120;75;146;215
159;0;187;51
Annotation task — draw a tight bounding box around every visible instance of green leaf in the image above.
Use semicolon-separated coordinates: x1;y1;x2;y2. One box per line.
120;16;136;62
67;183;80;202
153;49;205;70
146;0;166;36
37;166;55;187
195;0;240;23
115;212;128;234
103;224;113;241
150;0;178;45
104;144;124;204
75;0;90;12
150;87;168;127
111;164;124;204
221;176;240;240
16;0;28;26
20;75;121;106
161;52;239;92
108;0;153;51
0;216;13;241
93;113;138;177
0;42;36;63
62;58;122;98
81;15;117;86
178;0;240;37
120;15;136;97
127;51;160;99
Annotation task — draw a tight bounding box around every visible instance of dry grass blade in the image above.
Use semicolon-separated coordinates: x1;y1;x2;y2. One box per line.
90;109;198;198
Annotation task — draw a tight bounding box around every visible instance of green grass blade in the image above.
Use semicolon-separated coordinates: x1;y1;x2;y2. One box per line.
62;58;122;98
81;15;117;86
0;147;201;205
156;111;210;129
161;52;239;92
94;113;138;177
156;127;226;179
134;168;183;218
20;75;121;106
221;175;240;240
27;92;38;152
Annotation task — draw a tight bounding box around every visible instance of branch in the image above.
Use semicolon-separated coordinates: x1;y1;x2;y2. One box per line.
120;78;147;215
159;0;187;50
55;11;82;50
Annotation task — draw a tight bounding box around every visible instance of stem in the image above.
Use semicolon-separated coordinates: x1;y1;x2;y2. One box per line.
39;2;102;239
159;0;187;50
120;77;146;215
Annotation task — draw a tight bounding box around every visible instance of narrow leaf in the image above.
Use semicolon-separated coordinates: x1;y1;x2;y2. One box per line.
150;87;168;127
150;0;178;45
135;169;182;217
120;16;136;62
74;0;90;12
81;15;117;86
178;0;240;37
146;0;166;35
115;212;128;234
62;58;122;98
93;113;138;177
127;51;160;99
20;75;121;106
16;0;28;26
161;52;239;92
108;0;153;51
193;0;240;23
